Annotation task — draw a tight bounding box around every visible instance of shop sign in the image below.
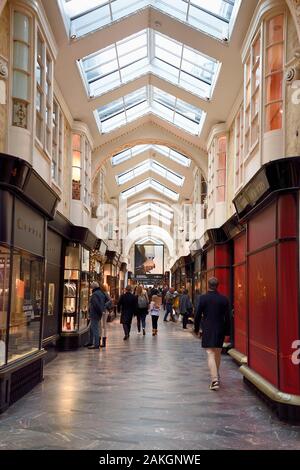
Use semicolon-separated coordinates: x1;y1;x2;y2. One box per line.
14;199;45;256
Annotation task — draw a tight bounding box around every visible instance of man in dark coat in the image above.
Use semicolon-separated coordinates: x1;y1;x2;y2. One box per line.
117;285;138;340
194;277;231;391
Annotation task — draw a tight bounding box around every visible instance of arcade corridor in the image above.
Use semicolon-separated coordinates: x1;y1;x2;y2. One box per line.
0;321;300;451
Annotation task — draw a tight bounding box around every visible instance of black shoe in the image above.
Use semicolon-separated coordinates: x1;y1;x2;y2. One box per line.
84;342;93;347
209;380;220;391
100;337;107;348
142;329;146;336
123;336;129;340
88;345;99;349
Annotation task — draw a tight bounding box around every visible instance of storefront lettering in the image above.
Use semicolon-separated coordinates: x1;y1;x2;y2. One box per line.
17;218;42;239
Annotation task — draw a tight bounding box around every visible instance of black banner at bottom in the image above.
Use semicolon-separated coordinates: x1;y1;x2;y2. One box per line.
0;450;300;468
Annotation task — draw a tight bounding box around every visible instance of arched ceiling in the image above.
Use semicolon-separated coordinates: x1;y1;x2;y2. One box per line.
42;0;260;248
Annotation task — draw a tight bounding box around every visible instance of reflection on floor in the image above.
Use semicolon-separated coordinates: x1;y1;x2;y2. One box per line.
1;318;300;450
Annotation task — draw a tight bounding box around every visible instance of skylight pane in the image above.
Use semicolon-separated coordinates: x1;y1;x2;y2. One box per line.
79;28;220;99
64;0;239;41
121;178;179;200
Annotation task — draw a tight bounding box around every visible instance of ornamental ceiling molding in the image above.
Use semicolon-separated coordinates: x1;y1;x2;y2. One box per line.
92;120;208;181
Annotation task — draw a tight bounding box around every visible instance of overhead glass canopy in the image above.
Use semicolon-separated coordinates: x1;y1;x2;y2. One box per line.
128;202;174;220
111;145;191;167
136;237;164;245
128;210;172;226
63;0;240;41
79;29;220;99
121;178;179;201
95;86;206;135
116;159;184;186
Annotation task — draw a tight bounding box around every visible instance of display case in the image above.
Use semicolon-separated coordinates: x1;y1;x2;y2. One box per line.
62;244;90;334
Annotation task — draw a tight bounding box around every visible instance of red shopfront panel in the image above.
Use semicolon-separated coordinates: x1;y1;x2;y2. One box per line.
248;202;276;253
207;247;215;272
215;244;231;297
234;233;246;265
248;247;278;387
234;263;247;355
277;193;297;239
277;194;300;393
233;233;247;355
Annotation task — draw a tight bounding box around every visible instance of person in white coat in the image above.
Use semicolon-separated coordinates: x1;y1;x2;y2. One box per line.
149;295;160;336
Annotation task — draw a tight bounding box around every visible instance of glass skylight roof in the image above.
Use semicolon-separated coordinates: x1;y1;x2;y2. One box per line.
121;178;179;201
95;86;206;135
128;202;174;220
63;0;240;41
136;237;164;245
116;160;184;187
111;145;191;167
128;211;172;226
79;29;220;99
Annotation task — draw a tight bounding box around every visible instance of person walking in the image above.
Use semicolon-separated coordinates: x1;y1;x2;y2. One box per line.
135;285;149;335
149;295;160;336
117;285;138;340
85;281;109;349
194;277;231;391
179;289;193;329
163;287;176;322
99;284;113;348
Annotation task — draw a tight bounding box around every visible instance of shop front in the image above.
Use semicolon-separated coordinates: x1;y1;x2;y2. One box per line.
59;226;97;351
233;157;300;422
0;154;59;412
104;250;121;304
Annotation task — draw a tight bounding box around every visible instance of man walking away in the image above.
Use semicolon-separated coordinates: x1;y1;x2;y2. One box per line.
179;289;193;329
85;281;107;349
194;277;230;391
118;285;138;340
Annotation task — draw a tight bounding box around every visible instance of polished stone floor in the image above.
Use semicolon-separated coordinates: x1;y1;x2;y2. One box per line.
1;318;300;450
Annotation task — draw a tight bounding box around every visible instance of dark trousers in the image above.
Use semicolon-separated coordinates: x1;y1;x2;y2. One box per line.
89;317;100;346
163;303;173;321
137;313;147;331
182;312;189;329
123;322;132;337
151;316;158;329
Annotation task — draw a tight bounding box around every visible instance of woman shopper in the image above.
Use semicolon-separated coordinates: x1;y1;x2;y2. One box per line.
99;284;112;348
179;289;193;329
149;295;160;336
135;285;149;335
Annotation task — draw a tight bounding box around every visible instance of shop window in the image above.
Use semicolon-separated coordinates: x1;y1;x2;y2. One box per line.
207;141;215;214
35;31;53;150
51;99;64;187
47;283;55;316
63;245;90;333
216;136;227;203
72;134;81;200
72;133;91;205
265;15;284;132
83;140;91;206
235;104;244;190
12;11;31;129
244;32;261;156
0;247;10;366
8;251;43;363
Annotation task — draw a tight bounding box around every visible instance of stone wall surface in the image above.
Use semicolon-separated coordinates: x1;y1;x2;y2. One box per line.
0;4;10;153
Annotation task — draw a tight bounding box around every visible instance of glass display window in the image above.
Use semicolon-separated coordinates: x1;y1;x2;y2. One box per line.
62;243;91;333
8;250;43;363
0;247;10;366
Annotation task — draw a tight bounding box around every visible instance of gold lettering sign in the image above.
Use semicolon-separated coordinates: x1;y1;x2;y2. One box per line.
17;218;42;239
